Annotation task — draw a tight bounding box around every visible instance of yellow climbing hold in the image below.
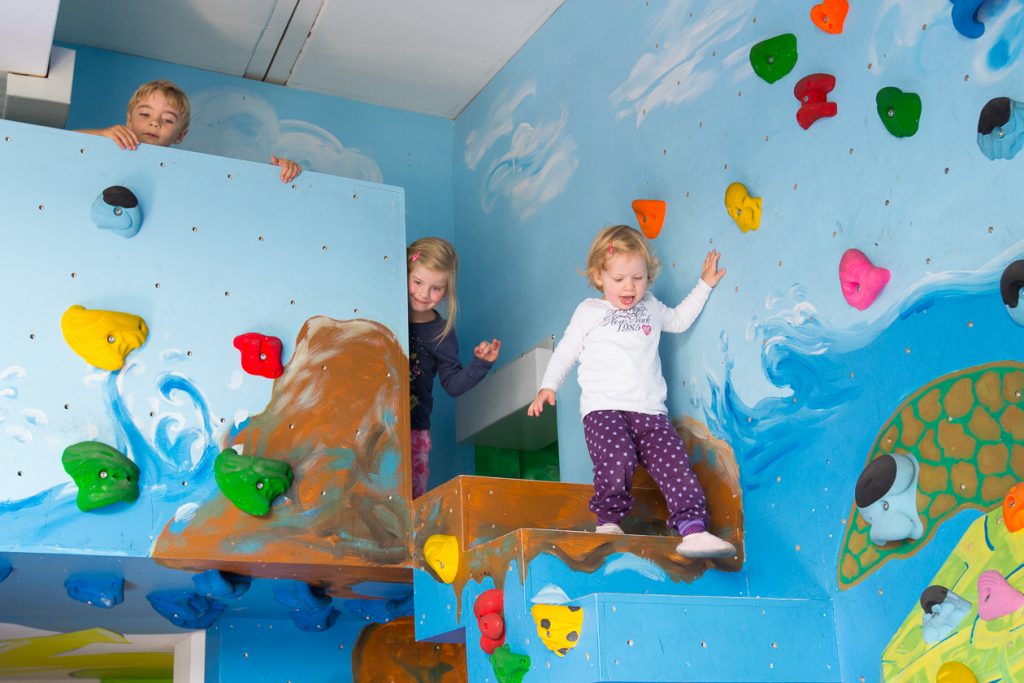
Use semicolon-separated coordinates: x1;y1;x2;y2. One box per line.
936;661;978;683
61;305;148;371
724;182;762;233
424;534;459;584
530;603;583;657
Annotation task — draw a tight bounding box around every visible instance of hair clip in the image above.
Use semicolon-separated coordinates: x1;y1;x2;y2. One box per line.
608;244;614;255
411;251;421;262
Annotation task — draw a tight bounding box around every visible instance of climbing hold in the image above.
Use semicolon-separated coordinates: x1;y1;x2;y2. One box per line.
794;74;837;130
936;661;978;683
271;580;332;611
489;644;531;683
1003;482;1024;532
855;452;923;545
631;199;666;239
272;581;340;630
424;534;460;584
147;590;226;629
749;34;798;84
950;0;986;39
474;589;506;654
839;249;890;310
530;603;584;657
60;305;149;372
214;448;293;516
233;333;284;379
919;585;971;644
724;182;762;233
977;97;1024;160
91;186;143;238
810;0;848;34
0;559;9;584
976;570;1024;620
999;260;1024;326
65;573;124;609
192;570;251;599
343;593;414;624
876;87;922;138
62;441;140;512
291;603;340;632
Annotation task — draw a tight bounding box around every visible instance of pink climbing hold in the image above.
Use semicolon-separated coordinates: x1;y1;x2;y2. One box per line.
977;570;1024;621
839;249;890;310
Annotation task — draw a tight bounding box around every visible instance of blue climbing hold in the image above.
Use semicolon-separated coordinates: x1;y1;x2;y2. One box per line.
290;603;340;632
950;0;986;39
0;558;10;583
147;590;226;629
978;97;1024;160
91;186;143;238
192;570;251;599
1000;260;1024;326
65;573;124;609
271;580;332;611
343;590;414;624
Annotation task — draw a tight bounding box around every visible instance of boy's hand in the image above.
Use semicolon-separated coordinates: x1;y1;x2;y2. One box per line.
474;339;501;363
81;125;140;150
700;249;727;288
528;389;556;417
271;156;302;183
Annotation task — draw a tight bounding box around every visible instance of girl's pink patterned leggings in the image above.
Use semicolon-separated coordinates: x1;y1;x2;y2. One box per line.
411;429;432;498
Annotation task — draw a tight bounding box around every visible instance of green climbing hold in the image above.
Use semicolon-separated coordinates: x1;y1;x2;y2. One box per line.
749;33;798;84
214;449;294;516
62;441;140;512
489;644;530;683
876;87;922;138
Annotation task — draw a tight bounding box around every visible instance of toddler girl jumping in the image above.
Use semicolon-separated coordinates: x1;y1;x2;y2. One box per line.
528;225;735;558
408;237;501;498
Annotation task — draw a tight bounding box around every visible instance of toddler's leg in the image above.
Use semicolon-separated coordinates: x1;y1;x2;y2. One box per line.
583;410;639;526
410;429;432;498
633;413;708;531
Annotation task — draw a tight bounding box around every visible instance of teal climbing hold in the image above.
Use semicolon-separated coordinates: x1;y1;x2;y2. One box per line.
214;448;294;516
876;87;922;137
62;441;140;512
489;644;531;683
749;34;798;84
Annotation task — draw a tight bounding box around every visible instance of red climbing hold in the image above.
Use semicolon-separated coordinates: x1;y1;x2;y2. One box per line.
794;74;837;130
233;333;284;379
474;589;506;654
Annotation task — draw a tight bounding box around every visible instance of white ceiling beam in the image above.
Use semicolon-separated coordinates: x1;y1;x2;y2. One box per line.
244;0;301;81
263;0;326;86
0;0;60;76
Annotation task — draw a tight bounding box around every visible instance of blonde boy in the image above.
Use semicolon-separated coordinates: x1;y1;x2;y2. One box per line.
78;80;301;183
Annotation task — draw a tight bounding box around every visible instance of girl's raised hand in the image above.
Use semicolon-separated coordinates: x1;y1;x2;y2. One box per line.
528;389;556;417
700;249;727;288
474;339;501;363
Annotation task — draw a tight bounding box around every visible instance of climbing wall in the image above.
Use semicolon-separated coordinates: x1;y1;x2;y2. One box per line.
0;116;409;578
448;1;1024;681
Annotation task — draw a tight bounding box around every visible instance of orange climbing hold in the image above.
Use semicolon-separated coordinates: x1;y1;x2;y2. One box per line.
810;0;848;34
1004;482;1024;533
632;199;666;239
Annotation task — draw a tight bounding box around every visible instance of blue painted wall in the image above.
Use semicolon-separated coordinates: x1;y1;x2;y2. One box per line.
451;1;1024;680
63;45;469;489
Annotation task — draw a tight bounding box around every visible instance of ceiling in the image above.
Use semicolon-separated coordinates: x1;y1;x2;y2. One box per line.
49;0;565;118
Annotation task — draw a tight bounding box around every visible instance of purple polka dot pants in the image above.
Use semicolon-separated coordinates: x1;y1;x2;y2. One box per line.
582;409;708;531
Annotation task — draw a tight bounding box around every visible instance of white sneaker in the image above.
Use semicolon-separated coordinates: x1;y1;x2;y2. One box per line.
594;522;625;535
675;532;736;558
